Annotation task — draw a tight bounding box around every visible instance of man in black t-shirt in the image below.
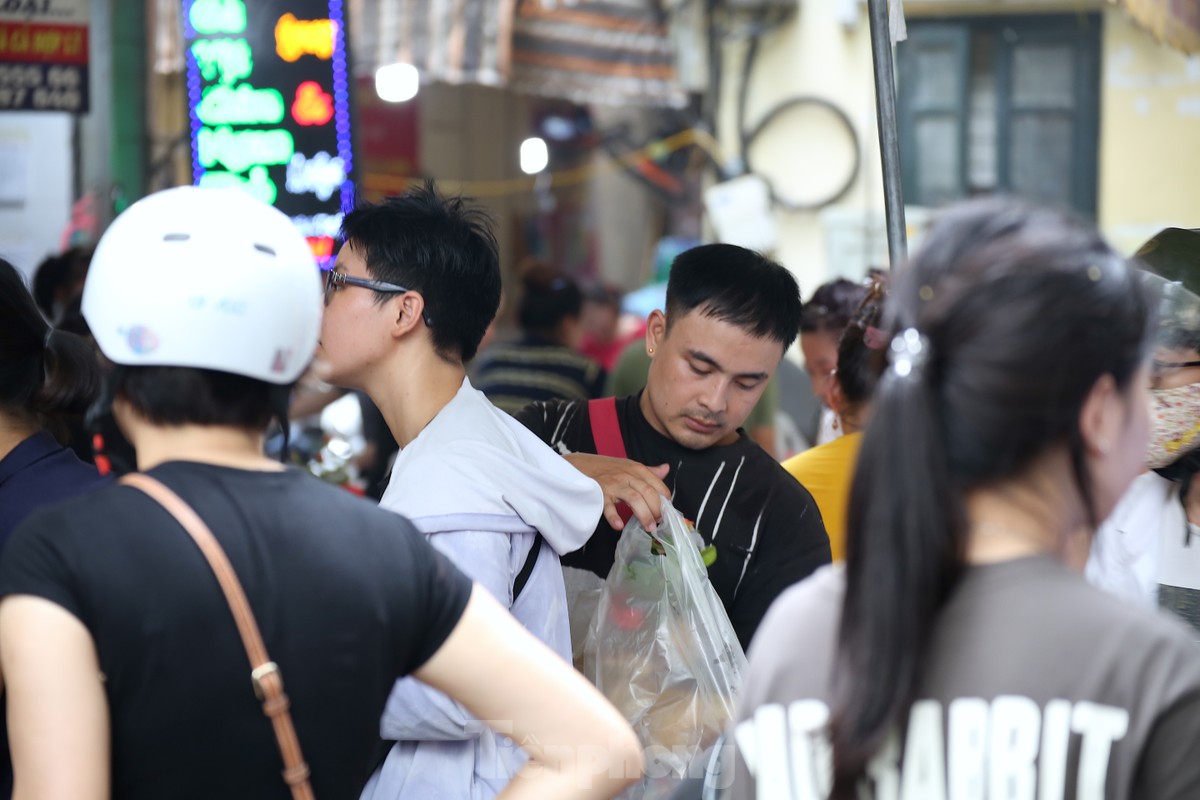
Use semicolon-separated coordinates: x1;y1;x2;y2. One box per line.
516;244;831;649
0;187;642;800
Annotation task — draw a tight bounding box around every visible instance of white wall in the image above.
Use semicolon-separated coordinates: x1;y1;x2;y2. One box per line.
0;113;74;280
716;0;890;296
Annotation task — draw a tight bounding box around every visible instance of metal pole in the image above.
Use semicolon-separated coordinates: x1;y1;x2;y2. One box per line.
866;0;908;268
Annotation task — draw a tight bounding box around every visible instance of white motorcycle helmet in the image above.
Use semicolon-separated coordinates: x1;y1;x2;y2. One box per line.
82;186;322;384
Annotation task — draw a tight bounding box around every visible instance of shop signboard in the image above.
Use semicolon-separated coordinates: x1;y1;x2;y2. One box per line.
0;0;90;112
183;0;353;262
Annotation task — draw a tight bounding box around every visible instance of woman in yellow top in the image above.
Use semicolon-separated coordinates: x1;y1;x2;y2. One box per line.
783;283;886;559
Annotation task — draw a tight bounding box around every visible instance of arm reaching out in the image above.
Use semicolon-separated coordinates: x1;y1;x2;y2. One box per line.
564;454;670;532
415;585;644;800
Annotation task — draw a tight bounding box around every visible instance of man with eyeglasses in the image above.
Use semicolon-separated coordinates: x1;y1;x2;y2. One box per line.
1089;227;1200;640
316;180;604;800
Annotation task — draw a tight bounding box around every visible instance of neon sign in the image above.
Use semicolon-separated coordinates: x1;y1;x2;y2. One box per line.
184;0;353;264
189;0;247;35
307;236;335;259
190;38;252;84
287;151;345;201
198;165;278;205
291;213;342;238
274;14;334;62
291;80;332;126
197;84;284;125
198;126;294;173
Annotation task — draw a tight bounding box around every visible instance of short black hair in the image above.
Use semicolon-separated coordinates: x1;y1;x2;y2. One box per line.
32;246;91;319
340;180;501;363
799;278;869;335
1;258;99;427
518;268;583;336
116;366;280;430
664;243;803;349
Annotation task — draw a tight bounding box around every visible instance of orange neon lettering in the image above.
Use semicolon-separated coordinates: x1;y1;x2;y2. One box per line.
274;13;334;62
307;236;335;259
291;81;334;126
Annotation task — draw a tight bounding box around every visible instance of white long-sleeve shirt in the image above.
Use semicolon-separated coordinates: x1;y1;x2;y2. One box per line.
360;378;603;800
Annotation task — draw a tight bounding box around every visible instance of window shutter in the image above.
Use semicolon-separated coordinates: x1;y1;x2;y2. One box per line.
898;23;971;207
996;16;1101;214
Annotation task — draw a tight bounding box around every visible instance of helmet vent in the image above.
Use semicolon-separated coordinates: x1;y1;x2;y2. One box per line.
254;243;277;256
163;233;190;242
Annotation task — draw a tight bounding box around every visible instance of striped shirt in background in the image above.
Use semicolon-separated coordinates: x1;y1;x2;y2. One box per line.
473;335;606;416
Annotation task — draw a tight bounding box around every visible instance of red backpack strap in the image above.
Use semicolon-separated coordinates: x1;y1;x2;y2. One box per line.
588;398;633;526
588;397;628;459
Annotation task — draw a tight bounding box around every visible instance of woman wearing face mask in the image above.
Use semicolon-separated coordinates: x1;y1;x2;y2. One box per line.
1088;227;1200;638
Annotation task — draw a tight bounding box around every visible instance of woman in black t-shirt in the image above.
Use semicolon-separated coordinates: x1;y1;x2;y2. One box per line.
0;187;643;800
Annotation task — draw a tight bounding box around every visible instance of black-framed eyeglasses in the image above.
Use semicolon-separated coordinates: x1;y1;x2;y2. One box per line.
1153;358;1200;371
323;268;433;326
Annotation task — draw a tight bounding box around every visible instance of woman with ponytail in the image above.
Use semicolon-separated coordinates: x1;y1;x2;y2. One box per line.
728;200;1200;800
0;258;108;543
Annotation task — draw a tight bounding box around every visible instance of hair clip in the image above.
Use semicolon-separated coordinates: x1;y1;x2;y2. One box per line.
864;326;888;351
889;328;929;378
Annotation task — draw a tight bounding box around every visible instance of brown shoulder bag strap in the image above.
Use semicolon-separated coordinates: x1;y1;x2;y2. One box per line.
120;473;315;800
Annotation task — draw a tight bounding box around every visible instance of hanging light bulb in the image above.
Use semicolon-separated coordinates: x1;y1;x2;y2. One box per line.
520;137;549;175
375;63;419;103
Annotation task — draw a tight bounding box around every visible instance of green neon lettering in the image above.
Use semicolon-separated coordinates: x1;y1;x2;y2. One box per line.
198;165;278;206
191;38;252;85
197;84;284;126
198;126;295;173
190;0;247;35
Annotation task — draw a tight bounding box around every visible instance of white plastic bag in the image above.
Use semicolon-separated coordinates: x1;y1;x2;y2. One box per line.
582;498;747;799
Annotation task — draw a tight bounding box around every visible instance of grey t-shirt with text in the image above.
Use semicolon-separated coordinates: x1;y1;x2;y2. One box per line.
730;557;1200;800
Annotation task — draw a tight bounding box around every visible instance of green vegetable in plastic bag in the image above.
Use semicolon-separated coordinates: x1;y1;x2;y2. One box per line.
582;497;746;799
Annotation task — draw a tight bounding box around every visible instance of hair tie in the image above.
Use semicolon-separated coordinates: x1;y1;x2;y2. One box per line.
889;328;929;378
